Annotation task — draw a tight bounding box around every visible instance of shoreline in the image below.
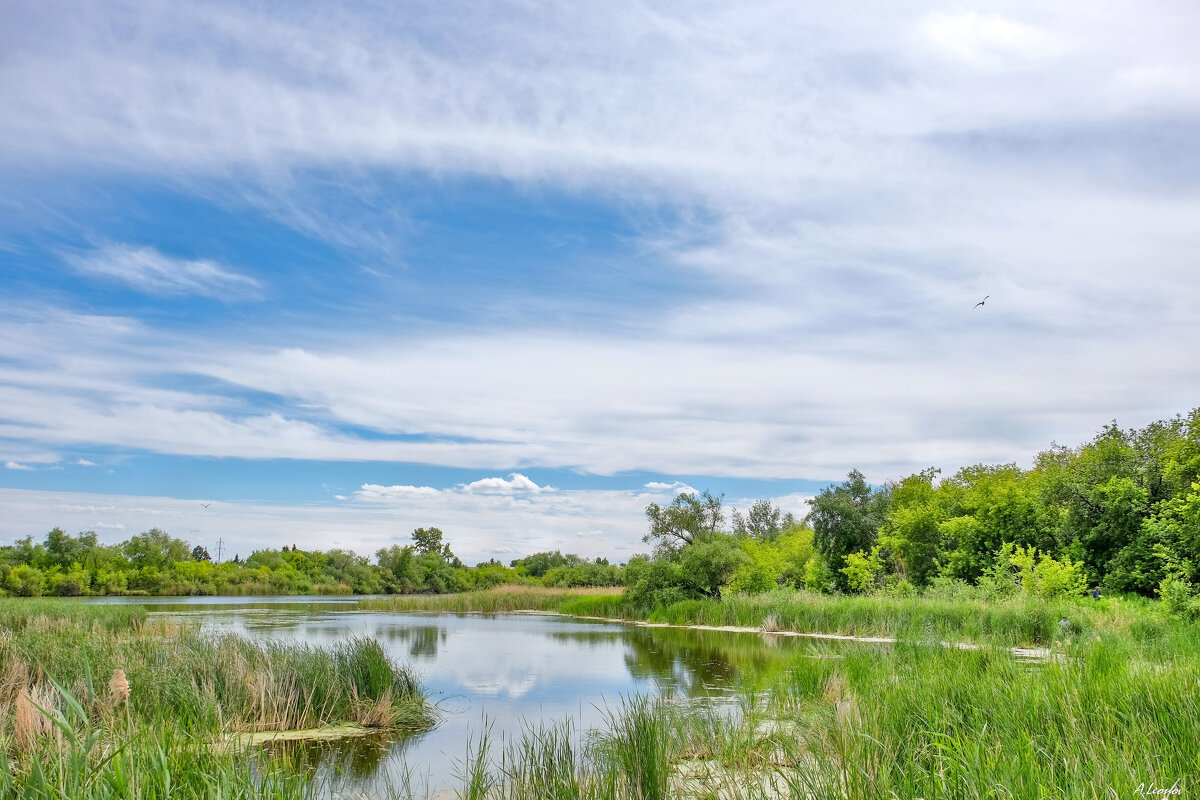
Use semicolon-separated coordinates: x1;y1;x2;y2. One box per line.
508;608;1056;661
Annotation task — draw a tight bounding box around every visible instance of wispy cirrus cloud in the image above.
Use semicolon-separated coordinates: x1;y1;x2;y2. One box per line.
1;0;1199;543
63;244;262;300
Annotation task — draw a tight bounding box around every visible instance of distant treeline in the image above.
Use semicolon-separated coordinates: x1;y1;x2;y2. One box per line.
4;408;1197;604
0;523;619;597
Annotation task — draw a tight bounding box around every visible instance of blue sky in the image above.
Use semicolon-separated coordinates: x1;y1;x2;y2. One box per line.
2;0;1199;563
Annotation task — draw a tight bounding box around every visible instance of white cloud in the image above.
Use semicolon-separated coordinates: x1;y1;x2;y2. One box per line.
356;484;441;501
0;486;673;564
0;2;1198;494
643;481;696;495
64;244;262;300
918;12;1067;70
5;461;34;471
76;459;96;466
462;474;548;494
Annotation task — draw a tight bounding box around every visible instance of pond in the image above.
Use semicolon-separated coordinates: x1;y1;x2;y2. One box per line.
93;596;834;797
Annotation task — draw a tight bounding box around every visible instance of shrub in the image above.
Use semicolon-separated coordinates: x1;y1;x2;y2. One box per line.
840;546;885;594
5;565;44;597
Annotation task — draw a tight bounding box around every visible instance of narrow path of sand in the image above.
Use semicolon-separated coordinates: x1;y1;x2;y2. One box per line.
514;610;1055;662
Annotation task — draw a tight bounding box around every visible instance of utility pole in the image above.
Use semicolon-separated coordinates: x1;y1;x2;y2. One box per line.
216;537;224;564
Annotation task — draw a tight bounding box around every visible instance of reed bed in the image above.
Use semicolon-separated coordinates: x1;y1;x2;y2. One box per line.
638;589;1194;649
448;633;1197;800
0;597;434;794
360;585;623;615
365;585;1193;652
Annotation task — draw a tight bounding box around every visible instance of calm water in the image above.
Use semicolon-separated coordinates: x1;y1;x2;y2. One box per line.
93;596;828;797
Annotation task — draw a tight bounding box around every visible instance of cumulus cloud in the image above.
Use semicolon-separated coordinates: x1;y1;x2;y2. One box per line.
5;461;34;471
63;244;262;300
463;474;548;494
356;484;441;501
76;459;96;466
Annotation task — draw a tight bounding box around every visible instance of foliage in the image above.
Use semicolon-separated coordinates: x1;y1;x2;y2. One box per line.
643;490;725;553
999;543;1090;599
731;499;795;542
806;470;891;591
0;526;529;597
840;546;885;594
625;532;749;609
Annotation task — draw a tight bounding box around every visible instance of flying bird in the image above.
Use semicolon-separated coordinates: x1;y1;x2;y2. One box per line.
974;295;989;309
201;502;210;508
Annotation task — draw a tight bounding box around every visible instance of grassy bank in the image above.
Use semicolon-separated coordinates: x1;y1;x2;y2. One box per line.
360;584;623;614
636;589;1190;648
362;584;1190;652
0;598;434;798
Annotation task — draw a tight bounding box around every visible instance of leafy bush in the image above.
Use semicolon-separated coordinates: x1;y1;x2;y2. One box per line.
1003;544;1089;599
840;546;885;594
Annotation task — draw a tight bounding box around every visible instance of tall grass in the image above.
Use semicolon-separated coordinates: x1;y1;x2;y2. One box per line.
360;585;1195;652
440;632;1198;799
645;589;1129;645
0;599;146;633
773;637;1199;799
0;599;434;750
361;585;623;615
0;699;314;800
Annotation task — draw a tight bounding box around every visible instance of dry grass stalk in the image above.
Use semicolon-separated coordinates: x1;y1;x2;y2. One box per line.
0;656;30;704
356;688;396;728
14;685;59;751
108;669;130;707
761;614;781;633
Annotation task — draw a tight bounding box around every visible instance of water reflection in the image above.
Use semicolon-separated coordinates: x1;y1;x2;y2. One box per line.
378;625;446;659
129;600;835;797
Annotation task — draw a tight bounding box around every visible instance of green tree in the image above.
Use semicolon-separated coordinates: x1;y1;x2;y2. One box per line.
377;545;419;593
643;490;724;553
679;535;748;599
411;527;445;555
879;468;946;586
123;529;191;571
731;499;788;542
806;470;890;591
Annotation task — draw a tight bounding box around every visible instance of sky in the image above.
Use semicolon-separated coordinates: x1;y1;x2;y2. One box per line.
1;0;1198;564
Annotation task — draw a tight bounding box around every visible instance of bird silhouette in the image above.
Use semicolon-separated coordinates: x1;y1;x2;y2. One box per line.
201;502;210;508
974;295;989;309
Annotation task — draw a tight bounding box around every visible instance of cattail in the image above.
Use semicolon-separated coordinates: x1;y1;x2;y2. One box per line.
108;669;130;707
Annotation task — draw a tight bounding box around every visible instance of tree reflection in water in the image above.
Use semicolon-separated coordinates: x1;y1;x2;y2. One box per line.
370;624;447;659
547;625;815;697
